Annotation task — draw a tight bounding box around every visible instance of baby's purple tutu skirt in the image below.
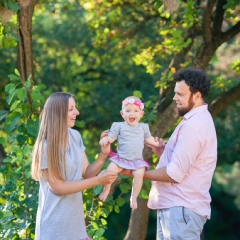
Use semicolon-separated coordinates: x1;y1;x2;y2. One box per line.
109;151;150;170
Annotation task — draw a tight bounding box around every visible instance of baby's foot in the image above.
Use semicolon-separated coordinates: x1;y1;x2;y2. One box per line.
98;191;109;202
130;197;138;210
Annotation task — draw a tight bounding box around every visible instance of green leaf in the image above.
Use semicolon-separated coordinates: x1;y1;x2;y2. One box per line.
172;29;182;38
22;104;31;115
33;84;46;91
139;188;149;199
2;211;13;218
114;204;120;213
23;145;32;156
18;124;28;134
26;119;39;137
115;196;125;206
8;74;20;81
25;198;35;209
11;32;20;41
93;185;103;195
30;91;43;102
6;89;18;105
4;112;22;133
26;79;32;89
88;228;95;236
0;110;7;121
119;182;130;193
17;88;27;101
133;90;142;98
16;134;27;145
3;157;12;163
0;137;5;144
10;100;21;111
5;83;16;93
14;69;20;76
100;218;107;226
95;228;105;237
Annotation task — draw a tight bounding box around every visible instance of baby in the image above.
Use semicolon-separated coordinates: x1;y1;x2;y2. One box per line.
99;96;160;209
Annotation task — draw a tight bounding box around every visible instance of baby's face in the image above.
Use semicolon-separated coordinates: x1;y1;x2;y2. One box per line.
120;104;144;126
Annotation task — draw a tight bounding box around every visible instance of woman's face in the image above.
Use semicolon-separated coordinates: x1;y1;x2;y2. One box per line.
67;97;79;128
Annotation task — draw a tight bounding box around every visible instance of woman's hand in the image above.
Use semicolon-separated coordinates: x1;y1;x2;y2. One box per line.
98;170;118;185
145;137;167;157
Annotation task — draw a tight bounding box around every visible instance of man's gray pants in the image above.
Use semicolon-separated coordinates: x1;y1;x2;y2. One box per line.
157;207;207;240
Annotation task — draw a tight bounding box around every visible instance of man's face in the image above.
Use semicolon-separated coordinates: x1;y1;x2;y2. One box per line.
173;80;195;116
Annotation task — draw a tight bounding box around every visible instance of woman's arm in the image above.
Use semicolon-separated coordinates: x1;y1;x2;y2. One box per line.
42;169;117;196
82;151;108;179
82;139;112;178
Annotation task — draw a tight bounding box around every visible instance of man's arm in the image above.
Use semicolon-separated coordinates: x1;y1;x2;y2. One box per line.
121;167;177;183
144;167;177;183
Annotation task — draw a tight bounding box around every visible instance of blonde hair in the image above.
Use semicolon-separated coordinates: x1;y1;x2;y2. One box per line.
31;92;73;181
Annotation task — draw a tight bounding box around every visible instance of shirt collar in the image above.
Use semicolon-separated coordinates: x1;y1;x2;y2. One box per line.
184;104;208;120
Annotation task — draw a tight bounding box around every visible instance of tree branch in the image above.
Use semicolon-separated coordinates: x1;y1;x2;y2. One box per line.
212;0;226;34
209;82;240;118
222;21;240;43
203;0;216;42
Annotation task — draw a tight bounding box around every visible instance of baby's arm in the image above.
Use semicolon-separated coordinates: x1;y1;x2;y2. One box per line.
99;136;115;147
145;136;161;147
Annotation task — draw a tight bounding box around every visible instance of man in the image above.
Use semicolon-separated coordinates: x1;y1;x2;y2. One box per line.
144;68;217;239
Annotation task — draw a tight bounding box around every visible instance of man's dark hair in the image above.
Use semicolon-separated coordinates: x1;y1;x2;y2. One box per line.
173;68;210;99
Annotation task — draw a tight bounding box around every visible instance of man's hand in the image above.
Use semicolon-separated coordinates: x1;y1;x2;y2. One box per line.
145;137;167;157
120;169;133;177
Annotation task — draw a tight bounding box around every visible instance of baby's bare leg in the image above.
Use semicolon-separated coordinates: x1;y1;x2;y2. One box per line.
98;162;122;201
130;167;145;209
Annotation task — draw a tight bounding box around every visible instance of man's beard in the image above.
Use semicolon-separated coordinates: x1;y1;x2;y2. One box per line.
178;94;194;116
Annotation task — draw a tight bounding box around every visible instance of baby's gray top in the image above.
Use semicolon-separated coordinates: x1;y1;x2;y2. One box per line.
35;128;89;240
108;122;152;161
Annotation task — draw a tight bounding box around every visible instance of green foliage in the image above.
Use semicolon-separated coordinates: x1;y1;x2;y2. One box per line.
223;0;240;18
0;0;239;239
215;162;240;209
84;187;127;239
0;69;130;240
0;70;45;239
0;0;19;48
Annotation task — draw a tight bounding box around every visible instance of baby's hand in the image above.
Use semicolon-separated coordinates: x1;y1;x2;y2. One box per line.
99;137;109;147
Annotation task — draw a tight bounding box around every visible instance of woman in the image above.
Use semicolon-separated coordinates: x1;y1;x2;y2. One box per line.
31;92;117;240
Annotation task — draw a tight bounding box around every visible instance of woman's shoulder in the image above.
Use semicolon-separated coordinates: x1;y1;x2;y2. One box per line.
68;128;81;139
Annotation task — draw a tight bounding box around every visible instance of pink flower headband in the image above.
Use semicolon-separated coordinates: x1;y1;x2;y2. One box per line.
122;97;144;110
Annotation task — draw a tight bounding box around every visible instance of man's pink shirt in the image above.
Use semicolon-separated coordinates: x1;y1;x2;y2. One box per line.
148;104;217;219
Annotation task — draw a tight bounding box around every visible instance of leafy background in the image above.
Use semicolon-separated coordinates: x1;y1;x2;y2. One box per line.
0;0;240;239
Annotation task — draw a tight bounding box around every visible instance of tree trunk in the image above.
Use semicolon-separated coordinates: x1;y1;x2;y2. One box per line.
0;145;6;166
124;198;150;240
17;0;38;84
